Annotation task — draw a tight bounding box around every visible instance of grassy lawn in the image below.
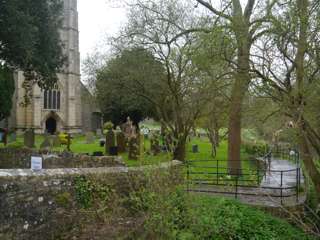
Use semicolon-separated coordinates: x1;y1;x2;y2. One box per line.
186;137;260;185
1;134;260;183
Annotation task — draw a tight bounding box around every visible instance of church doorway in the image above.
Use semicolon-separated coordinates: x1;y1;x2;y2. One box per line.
46;117;57;135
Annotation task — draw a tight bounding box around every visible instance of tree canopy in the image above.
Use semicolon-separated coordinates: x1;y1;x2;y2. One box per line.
0;66;14;121
96;48;164;126
0;0;65;119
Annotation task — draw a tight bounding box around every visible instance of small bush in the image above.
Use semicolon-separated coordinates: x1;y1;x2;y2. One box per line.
243;141;269;157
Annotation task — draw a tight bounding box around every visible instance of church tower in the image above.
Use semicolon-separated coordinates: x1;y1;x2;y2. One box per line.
9;0;82;134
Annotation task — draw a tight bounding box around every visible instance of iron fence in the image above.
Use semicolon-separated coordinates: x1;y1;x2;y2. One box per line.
186;151;302;205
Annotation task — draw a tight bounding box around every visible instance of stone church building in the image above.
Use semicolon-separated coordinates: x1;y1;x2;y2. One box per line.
5;0;102;134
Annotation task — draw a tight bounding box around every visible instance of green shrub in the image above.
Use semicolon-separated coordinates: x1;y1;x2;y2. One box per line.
187;197;315;240
243;141;269;157
137;193;316;240
74;176;115;209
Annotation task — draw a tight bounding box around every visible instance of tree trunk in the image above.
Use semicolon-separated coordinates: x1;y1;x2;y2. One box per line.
227;5;251;175
227;59;250;175
298;125;320;200
173;138;186;161
214;127;220;148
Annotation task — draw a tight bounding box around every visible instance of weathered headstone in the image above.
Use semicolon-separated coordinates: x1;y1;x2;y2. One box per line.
105;129;116;155
192;144;199;153
85;132;95;144
128;135;140;160
117;131;126;153
96;129;103;137
99;138;106;147
150;133;161;156
40;135;51;150
24;129;35;148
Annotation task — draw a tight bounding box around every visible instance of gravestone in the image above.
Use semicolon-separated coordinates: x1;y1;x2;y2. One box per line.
85;132;95;144
123;117;136;139
52;135;61;147
24;129;35;148
105;129;116;155
0;128;8;146
150;133;161;156
117;131;126;153
40;135;51;150
192;144;199;153
96;129;103;137
99;138;106;147
128;135;140;160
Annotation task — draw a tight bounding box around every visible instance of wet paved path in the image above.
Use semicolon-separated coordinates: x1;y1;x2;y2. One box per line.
260;158;304;189
188;158;306;207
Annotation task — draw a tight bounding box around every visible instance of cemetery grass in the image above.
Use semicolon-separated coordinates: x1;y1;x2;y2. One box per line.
0;135;258;182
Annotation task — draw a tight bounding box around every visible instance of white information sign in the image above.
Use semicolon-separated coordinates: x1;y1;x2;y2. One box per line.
31;156;43;170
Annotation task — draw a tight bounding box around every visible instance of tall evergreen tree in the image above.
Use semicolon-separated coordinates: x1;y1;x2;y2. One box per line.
0;0;65;120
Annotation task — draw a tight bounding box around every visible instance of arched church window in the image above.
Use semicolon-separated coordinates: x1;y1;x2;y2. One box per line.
44;84;61;110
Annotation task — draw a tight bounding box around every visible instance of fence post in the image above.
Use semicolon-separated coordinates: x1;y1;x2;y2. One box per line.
257;164;260;186
216;159;219;185
187;161;190;192
296;168;299;203
235;176;239;199
280;171;283;205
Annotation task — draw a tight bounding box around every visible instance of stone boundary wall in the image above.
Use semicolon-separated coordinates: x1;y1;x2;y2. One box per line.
0;148;124;169
0;161;182;240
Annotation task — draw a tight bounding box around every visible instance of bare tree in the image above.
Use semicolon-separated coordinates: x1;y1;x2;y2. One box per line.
253;0;320;199
113;0;212;161
193;0;278;174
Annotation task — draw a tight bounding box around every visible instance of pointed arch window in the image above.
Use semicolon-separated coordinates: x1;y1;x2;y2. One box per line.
44;84;61;110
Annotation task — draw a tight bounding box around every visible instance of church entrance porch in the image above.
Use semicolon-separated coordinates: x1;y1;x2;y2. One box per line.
46;117;57;135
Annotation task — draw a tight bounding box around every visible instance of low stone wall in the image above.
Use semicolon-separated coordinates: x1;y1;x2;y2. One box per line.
0;148;124;169
0;161;182;240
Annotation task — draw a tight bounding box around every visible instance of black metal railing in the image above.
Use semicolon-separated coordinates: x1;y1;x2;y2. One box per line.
186;155;302;205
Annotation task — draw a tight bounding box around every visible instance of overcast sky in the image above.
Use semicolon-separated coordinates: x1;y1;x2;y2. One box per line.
77;0;249;67
78;0;127;62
